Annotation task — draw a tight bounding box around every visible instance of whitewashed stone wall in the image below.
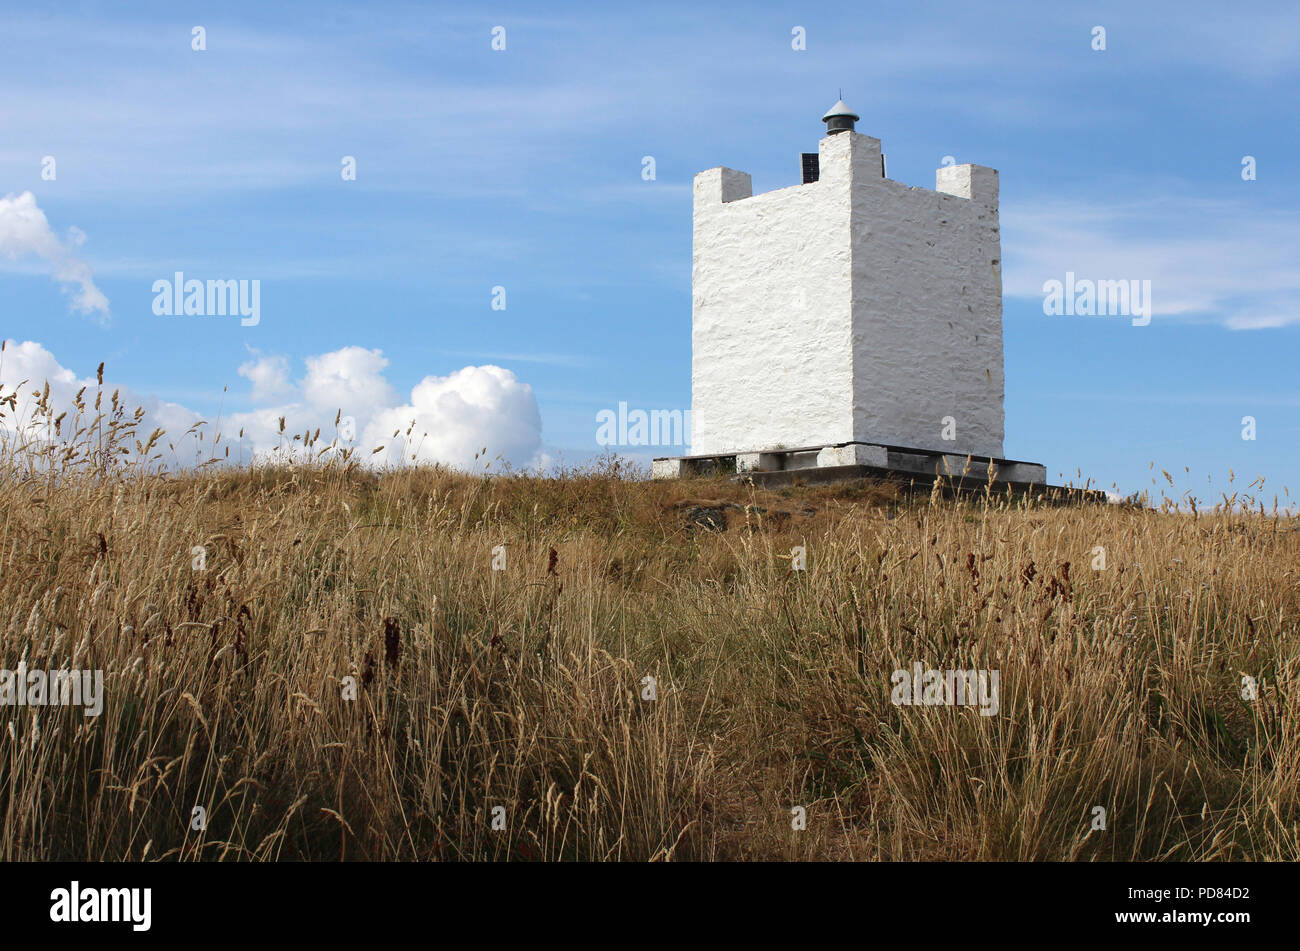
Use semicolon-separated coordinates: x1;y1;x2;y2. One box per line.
691;130;1004;459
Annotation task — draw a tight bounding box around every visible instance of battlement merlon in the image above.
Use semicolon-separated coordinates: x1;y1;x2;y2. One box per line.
819;129;880;187
935;162;999;212
693;167;753;207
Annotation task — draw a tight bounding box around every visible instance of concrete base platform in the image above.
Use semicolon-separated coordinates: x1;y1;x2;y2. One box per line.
652;440;1092;500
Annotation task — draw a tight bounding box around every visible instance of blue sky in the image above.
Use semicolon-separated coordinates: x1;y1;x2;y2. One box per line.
1;1;1297;504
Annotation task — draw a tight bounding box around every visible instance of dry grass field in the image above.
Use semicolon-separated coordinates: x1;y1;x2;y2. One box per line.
1;378;1298;861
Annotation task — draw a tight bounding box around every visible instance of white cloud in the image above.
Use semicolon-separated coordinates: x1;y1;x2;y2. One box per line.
237;349;293;403
0;339;202;462
365;365;544;470
245;352;543;470
1;340;544;473
0;192;109;318
299;346;398;416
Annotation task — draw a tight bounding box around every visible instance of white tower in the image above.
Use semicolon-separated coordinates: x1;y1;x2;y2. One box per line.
689;100;1006;462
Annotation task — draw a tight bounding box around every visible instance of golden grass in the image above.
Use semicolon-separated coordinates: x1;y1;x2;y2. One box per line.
1;374;1297;860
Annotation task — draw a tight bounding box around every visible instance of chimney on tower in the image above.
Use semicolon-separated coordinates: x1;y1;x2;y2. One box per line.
821;98;859;135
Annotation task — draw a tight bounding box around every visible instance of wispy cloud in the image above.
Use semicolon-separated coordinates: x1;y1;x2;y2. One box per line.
1003;197;1300;329
0;191;109;319
437;350;586;367
1045;390;1300;407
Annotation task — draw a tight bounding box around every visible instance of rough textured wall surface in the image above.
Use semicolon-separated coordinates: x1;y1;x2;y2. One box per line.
690;140;853;456
851;138;1005;457
691;130;1004;458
